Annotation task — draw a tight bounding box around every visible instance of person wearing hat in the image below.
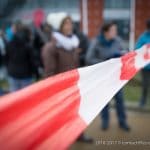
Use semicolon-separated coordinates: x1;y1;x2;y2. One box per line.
42;15;93;143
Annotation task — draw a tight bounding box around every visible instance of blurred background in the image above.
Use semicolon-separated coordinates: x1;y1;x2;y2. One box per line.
0;0;149;48
0;0;150;150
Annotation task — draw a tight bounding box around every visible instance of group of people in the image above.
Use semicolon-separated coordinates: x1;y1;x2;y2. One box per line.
0;15;150;143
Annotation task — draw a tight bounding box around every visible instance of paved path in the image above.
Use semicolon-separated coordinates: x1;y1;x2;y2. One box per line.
71;109;150;150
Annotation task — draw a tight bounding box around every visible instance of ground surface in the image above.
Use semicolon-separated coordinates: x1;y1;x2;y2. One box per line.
71;109;150;150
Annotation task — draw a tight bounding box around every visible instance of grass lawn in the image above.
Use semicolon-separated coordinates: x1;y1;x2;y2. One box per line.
124;73;150;106
0;72;150;106
124;84;141;102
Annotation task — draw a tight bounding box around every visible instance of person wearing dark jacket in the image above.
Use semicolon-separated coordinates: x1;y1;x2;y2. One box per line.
86;22;130;132
6;26;39;92
0;29;6;79
73;23;89;67
136;19;150;107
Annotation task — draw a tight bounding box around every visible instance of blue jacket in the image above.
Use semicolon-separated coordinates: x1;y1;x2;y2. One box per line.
136;31;150;70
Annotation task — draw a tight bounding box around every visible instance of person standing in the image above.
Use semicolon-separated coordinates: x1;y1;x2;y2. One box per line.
136;19;150;107
42;16;93;143
42;16;80;76
86;22;130;131
0;29;7;95
73;23;89;67
6;26;39;92
0;29;6;79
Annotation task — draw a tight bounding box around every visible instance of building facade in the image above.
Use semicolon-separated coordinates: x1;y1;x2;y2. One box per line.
80;0;150;49
1;0;150;49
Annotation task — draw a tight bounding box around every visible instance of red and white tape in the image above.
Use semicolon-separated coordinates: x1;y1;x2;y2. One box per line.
0;44;149;150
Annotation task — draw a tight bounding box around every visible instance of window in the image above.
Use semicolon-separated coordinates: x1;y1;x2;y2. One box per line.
104;0;130;9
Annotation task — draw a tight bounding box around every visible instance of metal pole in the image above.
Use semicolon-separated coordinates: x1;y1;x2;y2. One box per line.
82;0;88;35
129;0;136;50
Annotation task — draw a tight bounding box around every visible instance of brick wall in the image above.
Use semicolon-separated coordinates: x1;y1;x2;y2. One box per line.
80;0;104;38
135;0;150;40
